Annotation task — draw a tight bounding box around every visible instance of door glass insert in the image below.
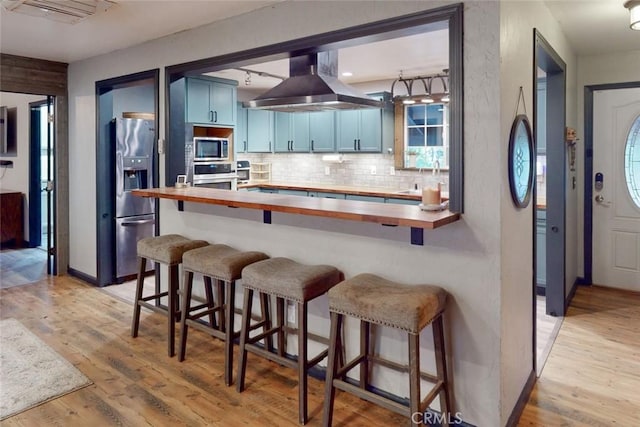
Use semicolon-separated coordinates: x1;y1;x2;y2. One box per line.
625;115;640;209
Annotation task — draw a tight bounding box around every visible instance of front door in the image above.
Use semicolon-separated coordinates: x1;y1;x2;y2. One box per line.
592;87;640;290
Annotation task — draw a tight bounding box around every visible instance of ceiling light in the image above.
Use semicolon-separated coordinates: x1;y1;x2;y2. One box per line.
625;0;640;30
390;71;450;105
1;0;116;24
341;72;353;77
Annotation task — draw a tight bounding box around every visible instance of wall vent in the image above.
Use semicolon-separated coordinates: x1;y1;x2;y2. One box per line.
1;0;116;24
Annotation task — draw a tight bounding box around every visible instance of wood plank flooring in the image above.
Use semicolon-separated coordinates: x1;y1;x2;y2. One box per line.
519;285;640;426
0;248;47;289
2;272;639;426
535;295;563;376
0;276;406;426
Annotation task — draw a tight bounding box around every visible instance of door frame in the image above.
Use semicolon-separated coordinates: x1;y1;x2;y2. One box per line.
583;81;640;284
28;97;55;264
533;29;566;317
95;69;159;287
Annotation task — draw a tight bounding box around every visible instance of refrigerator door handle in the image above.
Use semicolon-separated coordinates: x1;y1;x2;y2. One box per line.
121;219;155;226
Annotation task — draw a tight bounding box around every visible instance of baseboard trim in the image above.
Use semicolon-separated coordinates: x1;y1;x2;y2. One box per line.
67;268;98;286
565;277;584;311
506;369;536;427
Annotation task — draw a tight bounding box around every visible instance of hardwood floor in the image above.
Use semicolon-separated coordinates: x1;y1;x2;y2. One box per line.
0;276;406;426
0;248;47;289
535;295;563;376
2;274;638;426
519;285;640;426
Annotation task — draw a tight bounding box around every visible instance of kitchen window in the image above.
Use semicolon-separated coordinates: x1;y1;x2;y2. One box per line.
404;103;449;170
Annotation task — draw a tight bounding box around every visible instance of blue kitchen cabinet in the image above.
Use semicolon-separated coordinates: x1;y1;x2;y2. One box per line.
275;112;310;152
309;111;336;152
308;191;346;199
336;96;388;152
185;77;237;126
247;109;274;153
277;189;309;196
536;209;547;287
345;194;385;203
236;103;248;154
385;197;420;205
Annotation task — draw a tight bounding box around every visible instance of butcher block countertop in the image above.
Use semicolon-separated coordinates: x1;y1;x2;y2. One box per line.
238;181;428;200
132;186;459;230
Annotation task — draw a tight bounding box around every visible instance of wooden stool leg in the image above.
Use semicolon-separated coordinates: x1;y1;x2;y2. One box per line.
297;301;308;425
178;270;194;362
236;288;254;393
167;264;179;357
203;276;217;329
360;320;370;389
408;332;421;427
131;256;146;337
223;280;236;386
154;261;161;307
260;293;273;352
322;312;342;427
218;279;226;332
276;297;285;357
433;315;451;424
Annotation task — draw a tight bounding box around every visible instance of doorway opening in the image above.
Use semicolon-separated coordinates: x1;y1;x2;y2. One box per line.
533;30;566;374
29;99;55;264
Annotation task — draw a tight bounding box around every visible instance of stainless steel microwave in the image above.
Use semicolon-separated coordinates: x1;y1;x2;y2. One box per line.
193;137;229;161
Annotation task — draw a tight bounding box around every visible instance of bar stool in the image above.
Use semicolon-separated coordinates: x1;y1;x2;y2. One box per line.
131;234;208;357
236;257;342;425
322;273;451;427
178;244;269;386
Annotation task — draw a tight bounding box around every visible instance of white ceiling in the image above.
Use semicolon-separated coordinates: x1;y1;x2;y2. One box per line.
0;1;638;75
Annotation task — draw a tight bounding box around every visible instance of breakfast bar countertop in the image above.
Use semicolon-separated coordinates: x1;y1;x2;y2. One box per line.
132;186;460;231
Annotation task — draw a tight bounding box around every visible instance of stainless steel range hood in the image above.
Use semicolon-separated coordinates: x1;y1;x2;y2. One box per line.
243;51;383;112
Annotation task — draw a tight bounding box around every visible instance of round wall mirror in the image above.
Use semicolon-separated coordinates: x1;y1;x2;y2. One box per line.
508;114;534;208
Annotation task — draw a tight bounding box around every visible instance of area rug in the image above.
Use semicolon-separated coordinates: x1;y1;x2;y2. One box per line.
0;318;92;420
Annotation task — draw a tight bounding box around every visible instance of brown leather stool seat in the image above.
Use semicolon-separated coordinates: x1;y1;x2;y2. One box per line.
178;244;269;386
131;234;208;357
322;273;451;427
236;257;342;425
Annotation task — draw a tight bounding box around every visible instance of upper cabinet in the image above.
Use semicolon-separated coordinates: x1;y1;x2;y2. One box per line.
275;112;310;152
336;92;392;153
236;102;248;154
337;109;381;152
309;111;336;152
246;109;274;153
186;77;237;126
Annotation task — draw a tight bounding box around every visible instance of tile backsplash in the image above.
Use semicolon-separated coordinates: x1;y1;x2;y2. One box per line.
239;153;449;192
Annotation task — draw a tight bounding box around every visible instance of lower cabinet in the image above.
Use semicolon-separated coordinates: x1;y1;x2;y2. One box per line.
536;210;547;287
277;189;309;196
385;197;420;205
308;191;346;199
345;194;386;203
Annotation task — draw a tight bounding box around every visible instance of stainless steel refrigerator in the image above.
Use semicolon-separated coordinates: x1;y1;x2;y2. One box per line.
112;118;156;281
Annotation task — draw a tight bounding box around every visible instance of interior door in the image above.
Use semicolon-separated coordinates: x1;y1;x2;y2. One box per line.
592;87;640;290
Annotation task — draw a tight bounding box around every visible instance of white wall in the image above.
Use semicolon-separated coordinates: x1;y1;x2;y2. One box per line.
0;91;47;242
499;1;577;424
575;49;640;279
67;1;509;425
